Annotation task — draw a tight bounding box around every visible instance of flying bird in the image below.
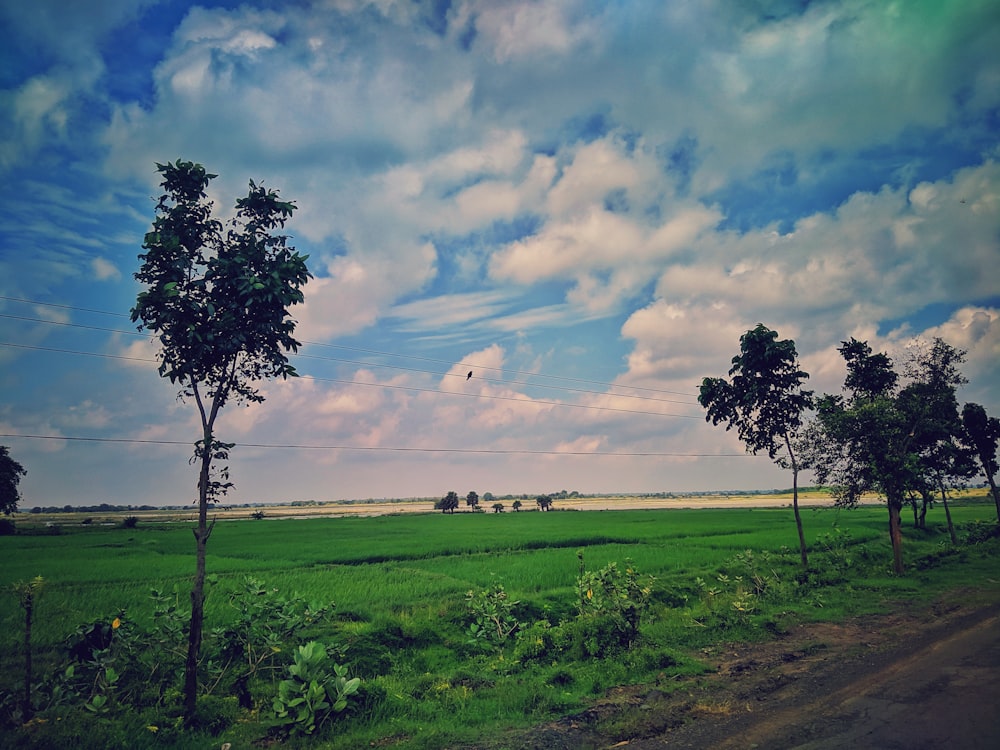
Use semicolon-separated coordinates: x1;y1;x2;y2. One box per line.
467;371;473;380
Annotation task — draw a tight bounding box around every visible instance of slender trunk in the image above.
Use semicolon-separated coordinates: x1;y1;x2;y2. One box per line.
908;495;918;527
887;497;905;575
792;467;808;569
184;433;212;725
183;378;225;727
918;491;930;529
939;481;957;545
784;435;808;569
987;470;1000;527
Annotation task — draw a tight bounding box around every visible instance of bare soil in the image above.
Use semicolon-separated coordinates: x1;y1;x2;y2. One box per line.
476;586;1000;750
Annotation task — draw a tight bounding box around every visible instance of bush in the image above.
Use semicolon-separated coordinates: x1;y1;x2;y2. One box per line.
272;641;359;736
513;619;559;662
961;520;1000;545
0;518;15;535
120;516;139;529
465;583;520;649
574;556;653;653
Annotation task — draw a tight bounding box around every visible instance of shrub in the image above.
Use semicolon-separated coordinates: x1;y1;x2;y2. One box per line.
121;516;139;529
0;518;16;535
961;520;1000;545
272;641;359;736
465;583;520;649
513;619;559;662
211;576;336;704
574;555;654;654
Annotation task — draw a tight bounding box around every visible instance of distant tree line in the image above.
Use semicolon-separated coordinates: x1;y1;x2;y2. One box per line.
28;504;160;514
434;491;557;513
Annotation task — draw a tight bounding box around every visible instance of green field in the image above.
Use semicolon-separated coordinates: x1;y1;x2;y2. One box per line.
1;500;998;749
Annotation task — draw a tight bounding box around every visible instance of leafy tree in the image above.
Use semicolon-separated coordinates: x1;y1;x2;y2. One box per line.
811;339;929;574
131;159;310;724
535;495;553;511
698;324;814;567
466;490;480;509
512;499;522;512
491;502;504;513
898;339;975;542
436;491;460;514
0;445;27;515
962;402;1000;524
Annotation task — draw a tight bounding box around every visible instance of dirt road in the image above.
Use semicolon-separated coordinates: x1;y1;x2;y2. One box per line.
493;588;1000;750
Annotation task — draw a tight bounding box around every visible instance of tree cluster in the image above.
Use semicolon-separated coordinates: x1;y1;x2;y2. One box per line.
806;337;996;574
435;491;551;513
701;327;999;576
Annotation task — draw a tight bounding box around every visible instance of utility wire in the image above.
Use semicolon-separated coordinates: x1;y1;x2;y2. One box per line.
0;341;701;419
0;313;695;404
0;295;128;318
0;432;750;457
1;296;699;398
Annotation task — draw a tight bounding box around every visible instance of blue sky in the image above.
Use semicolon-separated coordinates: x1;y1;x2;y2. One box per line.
1;0;998;507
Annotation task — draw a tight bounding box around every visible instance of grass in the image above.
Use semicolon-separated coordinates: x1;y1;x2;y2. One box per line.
0;499;997;748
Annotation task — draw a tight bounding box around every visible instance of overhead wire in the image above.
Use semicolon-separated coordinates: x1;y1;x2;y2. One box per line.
0;432;751;458
0;312;696;405
0;296;700;399
0;340;701;418
0;296;723;458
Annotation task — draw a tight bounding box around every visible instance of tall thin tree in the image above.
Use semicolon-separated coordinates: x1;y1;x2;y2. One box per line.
131;160;311;724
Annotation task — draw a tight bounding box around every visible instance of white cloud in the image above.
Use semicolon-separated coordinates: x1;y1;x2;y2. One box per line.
455;0;600;64
90;257;121;281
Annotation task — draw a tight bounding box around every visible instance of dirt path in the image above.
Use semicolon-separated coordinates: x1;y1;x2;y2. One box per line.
489;587;1000;750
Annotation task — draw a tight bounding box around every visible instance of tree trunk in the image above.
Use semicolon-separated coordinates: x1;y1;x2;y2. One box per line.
987;471;1000;527
939;481;957;545
918;491;930;530
783;435;808;569
184;432;214;726
908;495;918;527
791;464;808;568
887;498;905;575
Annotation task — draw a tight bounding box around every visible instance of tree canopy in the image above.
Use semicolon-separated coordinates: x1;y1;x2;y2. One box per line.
810;338;975;574
699;324;813;567
962;402;1000;523
0;445;27;515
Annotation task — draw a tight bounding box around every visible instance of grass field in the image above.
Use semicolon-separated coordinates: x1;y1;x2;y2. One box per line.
1;497;998;748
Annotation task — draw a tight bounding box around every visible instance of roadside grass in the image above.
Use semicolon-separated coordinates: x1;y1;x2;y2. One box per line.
0;500;996;748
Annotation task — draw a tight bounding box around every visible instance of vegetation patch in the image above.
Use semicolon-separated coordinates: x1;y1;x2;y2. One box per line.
0;503;997;748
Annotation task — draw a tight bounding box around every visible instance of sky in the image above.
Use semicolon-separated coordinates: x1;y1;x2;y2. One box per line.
1;0;998;508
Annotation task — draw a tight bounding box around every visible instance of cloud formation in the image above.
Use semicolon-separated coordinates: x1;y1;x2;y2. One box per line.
0;0;997;506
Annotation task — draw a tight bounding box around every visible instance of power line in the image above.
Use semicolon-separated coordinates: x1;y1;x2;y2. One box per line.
0;341;701;419
0;432;750;457
0;295;129;318
0;341;152;363
0;313;696;405
1;296;699;398
0;312;143;337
